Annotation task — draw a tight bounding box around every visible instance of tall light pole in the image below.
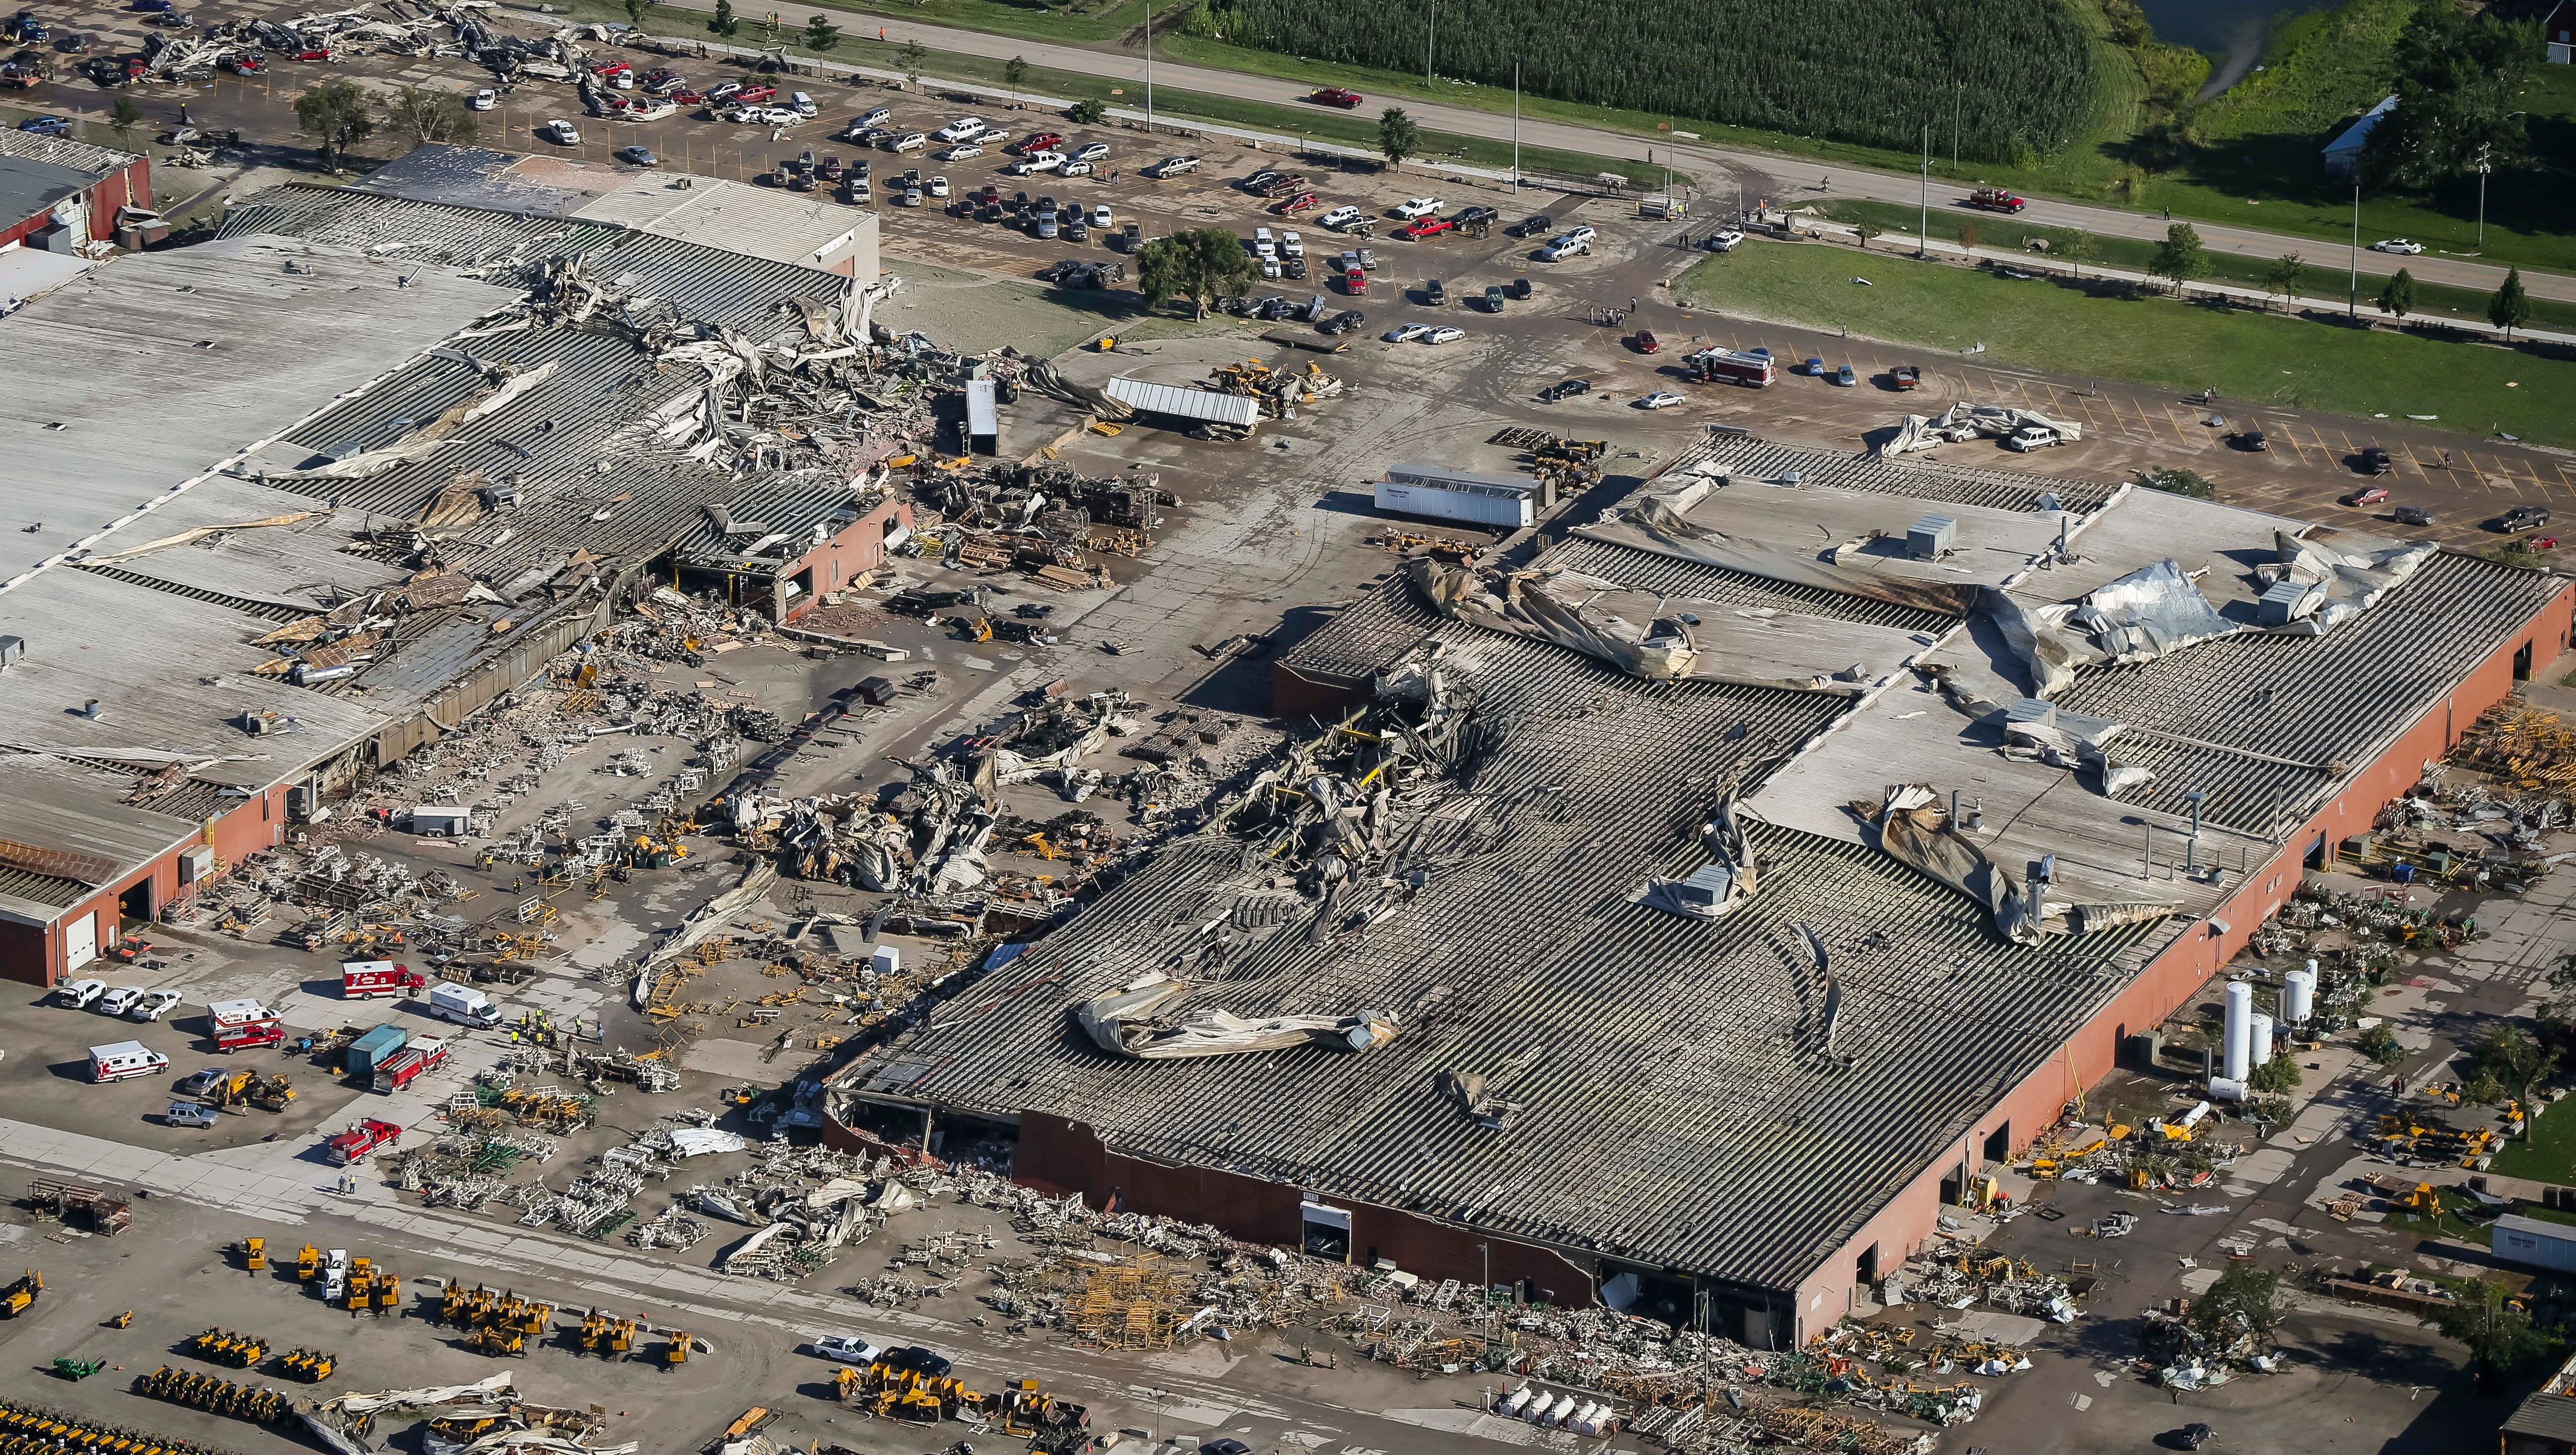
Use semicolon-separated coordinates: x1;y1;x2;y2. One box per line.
2347;179;2358;318
1426;0;1435;88
1142;0;1154;136
2477;144;2492;248
1510;59;1519;197
1952;78;1962;169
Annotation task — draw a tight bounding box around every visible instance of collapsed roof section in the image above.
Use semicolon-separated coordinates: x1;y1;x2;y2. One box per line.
1881;401;2086;455
1075;973;1400;1059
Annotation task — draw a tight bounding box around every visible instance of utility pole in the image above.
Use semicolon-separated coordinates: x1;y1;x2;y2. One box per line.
1511;59;1519;197
2347;179;2358;318
2476;142;2492;248
1426;0;1435;89
1142;0;1154;135
1952;78;1962;169
1919;122;1929;259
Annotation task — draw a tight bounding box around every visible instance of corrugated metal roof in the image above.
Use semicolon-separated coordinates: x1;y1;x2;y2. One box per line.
0;234;513;590
857;620;2163;1291
1105;376;1262;428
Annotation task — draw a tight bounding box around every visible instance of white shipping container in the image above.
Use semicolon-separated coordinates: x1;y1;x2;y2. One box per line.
1374;479;1533;530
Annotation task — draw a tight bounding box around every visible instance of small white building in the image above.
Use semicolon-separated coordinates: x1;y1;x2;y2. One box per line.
2493;1212;2576;1274
2548;0;2574;64
2323;94;2398;178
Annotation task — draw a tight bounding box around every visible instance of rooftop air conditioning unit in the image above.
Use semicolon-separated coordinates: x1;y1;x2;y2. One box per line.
1906;513;1957;559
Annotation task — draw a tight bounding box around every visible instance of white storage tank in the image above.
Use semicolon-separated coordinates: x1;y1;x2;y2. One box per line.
2250;1011;2274;1069
2283;964;2317;1025
2222;981;2253;1083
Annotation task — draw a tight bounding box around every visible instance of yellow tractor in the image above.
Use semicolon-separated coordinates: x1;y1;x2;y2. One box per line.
297;1244;320;1282
470;1324;526;1358
658;1330;692;1370
242;1237;265;1273
1;1269;43;1318
247;1074;296;1112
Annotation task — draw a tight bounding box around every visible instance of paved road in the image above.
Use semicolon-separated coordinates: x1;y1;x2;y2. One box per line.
627;0;2576;304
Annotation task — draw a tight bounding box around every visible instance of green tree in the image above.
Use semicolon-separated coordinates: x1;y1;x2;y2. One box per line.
2247;1049;2301;1095
1004;55;1029;101
2374;266;2415;320
895;38;929;81
1377;106;1418;170
708;0;740;36
2467;1022;2556;1107
2129;111;2196;171
2264;252;2308;314
2425;1276;2563;1389
2490;268;2533;341
805;13;840;50
107;96;142;144
1136;226;1260;317
2357;1022;2405;1067
2056;230;2096;280
293;78;376;171
1852;223;1880;250
385;87;479;145
622;0;652;26
1066;96;1107;125
2148;221;2206;296
2363;5;2539;192
2187;1265;2289;1352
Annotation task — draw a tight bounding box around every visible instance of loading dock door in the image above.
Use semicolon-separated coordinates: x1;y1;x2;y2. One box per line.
1299;1199;1353;1262
63;911;96;973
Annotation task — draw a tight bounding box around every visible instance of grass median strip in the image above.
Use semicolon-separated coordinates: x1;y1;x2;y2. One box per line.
1811;197;2576;336
1675;241;2576;449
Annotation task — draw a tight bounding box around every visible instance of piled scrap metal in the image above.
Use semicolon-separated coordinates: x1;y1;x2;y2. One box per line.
1206;357;1343;419
1879;402;2083;455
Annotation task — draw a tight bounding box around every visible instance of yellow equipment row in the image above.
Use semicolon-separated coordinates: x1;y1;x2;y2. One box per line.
276;1349;334;1383
838;1363;1088;1438
132;1368;292;1424
0;1270;39;1319
0;1393;240;1455
185;1329;265;1369
577;1308;642;1358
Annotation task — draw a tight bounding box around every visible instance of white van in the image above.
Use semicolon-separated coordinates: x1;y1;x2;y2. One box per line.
428;981;501;1029
90;1041;169;1083
788;91;817;117
1253;227;1276;259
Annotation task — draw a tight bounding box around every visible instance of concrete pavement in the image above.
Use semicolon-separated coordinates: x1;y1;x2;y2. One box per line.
605;0;2576;304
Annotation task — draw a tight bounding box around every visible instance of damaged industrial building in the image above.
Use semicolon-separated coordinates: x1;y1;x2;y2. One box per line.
832;433;2571;1347
0;175;983;984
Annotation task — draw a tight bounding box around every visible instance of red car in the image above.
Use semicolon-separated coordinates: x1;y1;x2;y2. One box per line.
733;82;777;104
671;89;707;105
1310;87;1363;109
1017;131;1064;154
226;56;265;75
1273;191;1318;215
1399;215;1453;239
1965;187;2026;214
1632;329;1660;354
1891;365;1920;390
2341;486;2390;507
590;59;632;77
294;48;330;62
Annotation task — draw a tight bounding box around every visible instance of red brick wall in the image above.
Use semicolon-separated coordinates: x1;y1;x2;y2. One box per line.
0;918;52;988
779;499;915;622
1013;1112;1596;1300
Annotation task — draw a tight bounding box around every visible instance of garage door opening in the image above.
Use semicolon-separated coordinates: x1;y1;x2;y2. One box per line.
1298;1199;1352;1261
117;879;152;936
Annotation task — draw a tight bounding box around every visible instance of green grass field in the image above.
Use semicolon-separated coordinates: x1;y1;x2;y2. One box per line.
2489;1099;2576;1184
1675;240;2576;446
736;0;2576;278
1811;197;2576;335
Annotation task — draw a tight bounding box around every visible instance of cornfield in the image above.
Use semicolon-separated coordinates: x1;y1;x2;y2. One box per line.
1186;0;2099;163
